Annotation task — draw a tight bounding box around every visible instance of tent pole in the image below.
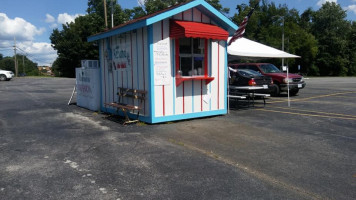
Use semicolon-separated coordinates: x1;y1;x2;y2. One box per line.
287;66;290;107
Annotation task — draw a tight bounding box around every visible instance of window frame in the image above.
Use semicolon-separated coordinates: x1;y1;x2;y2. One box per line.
175;37;208;77
174;37;213;86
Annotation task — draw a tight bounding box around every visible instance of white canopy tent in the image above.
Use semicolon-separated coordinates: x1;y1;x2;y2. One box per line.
227;37;300;58
227;37;300;110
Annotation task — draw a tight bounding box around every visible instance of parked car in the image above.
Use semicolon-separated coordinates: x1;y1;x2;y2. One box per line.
229;68;273;93
0;69;14;81
229;63;306;96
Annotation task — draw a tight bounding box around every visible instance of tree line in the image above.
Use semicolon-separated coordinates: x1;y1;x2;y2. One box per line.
0;53;39;76
50;0;356;77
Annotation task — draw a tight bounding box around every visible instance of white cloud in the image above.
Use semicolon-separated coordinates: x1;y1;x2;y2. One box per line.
137;0;145;6
317;0;338;7
57;13;81;25
50;23;58;29
0;13;45;41
17;41;57;66
45;13;82;30
45;14;55;23
345;4;356;14
0;13;56;66
0;40;57;66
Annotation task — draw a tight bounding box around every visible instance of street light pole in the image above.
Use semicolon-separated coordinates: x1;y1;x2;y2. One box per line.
111;0;114;28
281;16;285;69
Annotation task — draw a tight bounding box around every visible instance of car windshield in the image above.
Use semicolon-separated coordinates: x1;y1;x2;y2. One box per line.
259;64;281;73
237;69;262;76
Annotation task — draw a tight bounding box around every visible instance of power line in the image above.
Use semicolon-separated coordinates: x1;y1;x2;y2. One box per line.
15;46;54;66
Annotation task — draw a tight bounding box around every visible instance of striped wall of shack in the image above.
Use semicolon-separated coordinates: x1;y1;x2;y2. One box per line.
98;7;228;123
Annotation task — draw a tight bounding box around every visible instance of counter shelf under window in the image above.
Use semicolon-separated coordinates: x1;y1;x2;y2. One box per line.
175;37;213;86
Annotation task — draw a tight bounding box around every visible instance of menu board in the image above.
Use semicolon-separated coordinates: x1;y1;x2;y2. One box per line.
153;38;171;86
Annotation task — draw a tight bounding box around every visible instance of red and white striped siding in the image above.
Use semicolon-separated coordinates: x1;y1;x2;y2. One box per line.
99;8;227;118
100;27;149;116
153;9;226;117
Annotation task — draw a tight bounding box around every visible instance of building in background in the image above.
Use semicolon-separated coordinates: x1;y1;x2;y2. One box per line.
38;66;53;76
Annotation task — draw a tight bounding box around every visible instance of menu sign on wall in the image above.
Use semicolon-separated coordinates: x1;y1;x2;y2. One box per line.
153;38;171;86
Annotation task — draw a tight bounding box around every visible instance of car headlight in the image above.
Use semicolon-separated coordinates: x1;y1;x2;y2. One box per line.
283;78;293;83
300;76;304;82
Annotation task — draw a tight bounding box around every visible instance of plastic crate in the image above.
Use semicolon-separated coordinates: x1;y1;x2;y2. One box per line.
81;60;99;69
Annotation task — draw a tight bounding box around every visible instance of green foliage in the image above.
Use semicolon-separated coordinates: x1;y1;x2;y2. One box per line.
50;14;103;77
51;0;132;77
141;0;228;15
49;0;355;77
124;7;146;20
144;0;185;14
232;1;318;74
0;57;14;71
346;22;356;76
311;2;351;76
232;0;355;76
205;0;229;14
18;55;39;76
0;54;39;76
50;0;228;77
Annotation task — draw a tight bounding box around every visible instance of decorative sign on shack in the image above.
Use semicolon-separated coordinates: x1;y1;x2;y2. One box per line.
153;38;171;86
88;0;237;123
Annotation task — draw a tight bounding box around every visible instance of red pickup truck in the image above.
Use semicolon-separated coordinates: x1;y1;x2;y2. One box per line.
229;63;306;96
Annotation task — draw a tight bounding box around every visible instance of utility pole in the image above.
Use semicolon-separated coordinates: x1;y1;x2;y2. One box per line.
111;0;114;28
103;0;108;29
22;54;25;75
13;37;18;77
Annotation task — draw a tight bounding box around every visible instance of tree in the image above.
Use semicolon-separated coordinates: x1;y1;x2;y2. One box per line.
299;8;313;31
0;53;3;60
51;0;228;77
347;22;356;75
124;7;146;20
0;57;14;71
50;14;103;77
142;0;228;15
311;2;351;76
205;0;229;14
0;55;38;75
87;0;133;27
17;54;39;76
231;0;318;74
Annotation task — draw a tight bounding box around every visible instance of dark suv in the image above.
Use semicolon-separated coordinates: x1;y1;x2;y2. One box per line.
229;63;306;96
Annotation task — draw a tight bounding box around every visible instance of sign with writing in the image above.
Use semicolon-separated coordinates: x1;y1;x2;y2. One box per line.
113;44;131;70
76;68;100;111
153;38;171;86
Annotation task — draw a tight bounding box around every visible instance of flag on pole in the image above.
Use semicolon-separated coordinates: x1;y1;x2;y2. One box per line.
228;3;259;46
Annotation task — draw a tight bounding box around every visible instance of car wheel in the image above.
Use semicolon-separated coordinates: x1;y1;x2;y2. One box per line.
0;75;6;81
290;89;299;96
271;84;280;97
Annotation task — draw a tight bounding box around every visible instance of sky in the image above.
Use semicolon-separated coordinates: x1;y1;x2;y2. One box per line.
1;0;356;66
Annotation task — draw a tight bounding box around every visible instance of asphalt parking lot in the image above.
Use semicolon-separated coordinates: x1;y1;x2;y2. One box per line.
0;77;355;200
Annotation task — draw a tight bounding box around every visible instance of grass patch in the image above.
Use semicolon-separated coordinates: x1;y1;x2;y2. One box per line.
137;121;147;126
168;139;185;146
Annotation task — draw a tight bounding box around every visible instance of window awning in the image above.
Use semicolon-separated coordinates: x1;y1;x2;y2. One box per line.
170;20;229;40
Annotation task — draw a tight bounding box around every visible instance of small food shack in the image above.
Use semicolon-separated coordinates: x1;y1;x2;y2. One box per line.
88;0;237;123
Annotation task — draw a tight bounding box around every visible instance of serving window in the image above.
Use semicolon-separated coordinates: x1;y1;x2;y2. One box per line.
179;38;205;76
170;20;228;86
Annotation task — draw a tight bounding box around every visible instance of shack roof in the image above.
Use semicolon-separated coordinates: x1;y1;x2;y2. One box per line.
88;0;237;42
